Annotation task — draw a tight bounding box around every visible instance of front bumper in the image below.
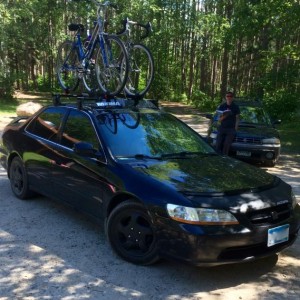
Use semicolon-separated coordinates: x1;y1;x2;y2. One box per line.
229;142;281;164
155;206;300;266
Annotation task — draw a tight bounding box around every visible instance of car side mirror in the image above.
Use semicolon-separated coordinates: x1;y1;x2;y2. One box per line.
73;142;103;158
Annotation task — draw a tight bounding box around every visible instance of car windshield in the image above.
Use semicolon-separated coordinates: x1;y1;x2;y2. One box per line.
96;110;215;159
239;106;272;125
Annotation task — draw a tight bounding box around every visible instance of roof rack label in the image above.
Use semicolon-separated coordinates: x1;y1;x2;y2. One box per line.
96;101;122;107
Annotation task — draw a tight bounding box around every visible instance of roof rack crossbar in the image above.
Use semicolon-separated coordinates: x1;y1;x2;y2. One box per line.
52;93;159;110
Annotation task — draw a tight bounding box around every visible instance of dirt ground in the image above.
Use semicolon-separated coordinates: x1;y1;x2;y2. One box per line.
0;99;299;299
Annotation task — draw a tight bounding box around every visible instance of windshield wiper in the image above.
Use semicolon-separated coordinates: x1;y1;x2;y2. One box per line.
116;154;161;160
160;151;215;159
118;152;217;161
116;154;162;160
134;154;162;160
239;123;257;128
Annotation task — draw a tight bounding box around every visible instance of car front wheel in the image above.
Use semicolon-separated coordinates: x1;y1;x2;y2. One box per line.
106;200;160;265
9;156;34;199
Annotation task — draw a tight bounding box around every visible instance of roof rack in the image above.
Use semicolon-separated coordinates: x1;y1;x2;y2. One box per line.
234;96;262;102
52;93;159;110
227;97;263;107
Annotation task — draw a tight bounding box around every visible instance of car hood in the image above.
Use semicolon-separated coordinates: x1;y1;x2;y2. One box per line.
131;155;276;195
237;124;279;138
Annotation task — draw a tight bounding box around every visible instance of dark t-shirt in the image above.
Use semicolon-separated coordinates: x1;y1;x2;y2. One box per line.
217;102;240;129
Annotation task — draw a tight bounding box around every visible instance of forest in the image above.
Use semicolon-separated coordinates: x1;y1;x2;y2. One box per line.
0;0;299;120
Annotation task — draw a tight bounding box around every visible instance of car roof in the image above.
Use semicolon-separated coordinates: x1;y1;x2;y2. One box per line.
233;97;263;107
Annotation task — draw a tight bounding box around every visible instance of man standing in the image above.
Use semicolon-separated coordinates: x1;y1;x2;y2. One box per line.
216;91;240;155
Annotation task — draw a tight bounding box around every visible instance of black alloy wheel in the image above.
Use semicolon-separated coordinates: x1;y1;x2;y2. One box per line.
9;156;34;199
106;200;160;265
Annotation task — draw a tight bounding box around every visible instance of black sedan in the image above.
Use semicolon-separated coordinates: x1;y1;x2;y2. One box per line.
0;96;299;266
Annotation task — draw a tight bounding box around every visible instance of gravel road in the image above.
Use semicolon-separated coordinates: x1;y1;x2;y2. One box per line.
0;105;299;300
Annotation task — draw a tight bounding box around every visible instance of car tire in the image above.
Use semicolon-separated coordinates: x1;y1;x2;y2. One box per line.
264;160;276;167
9;156;34;199
106;200;160;265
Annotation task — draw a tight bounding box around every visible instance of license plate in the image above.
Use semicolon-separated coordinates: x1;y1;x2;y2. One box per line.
236;151;251;157
267;224;289;247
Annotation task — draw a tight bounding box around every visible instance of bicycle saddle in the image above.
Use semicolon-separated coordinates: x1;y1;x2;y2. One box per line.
68;24;85;32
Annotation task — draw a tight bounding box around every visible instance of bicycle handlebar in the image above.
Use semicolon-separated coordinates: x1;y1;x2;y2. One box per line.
80;0;118;10
116;17;152;40
73;0;118;9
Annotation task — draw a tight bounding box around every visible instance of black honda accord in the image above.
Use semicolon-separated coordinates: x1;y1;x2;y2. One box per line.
0;96;299;266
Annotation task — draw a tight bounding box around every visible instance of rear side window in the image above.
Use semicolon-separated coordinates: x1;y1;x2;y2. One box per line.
26;107;66;141
61;110;99;149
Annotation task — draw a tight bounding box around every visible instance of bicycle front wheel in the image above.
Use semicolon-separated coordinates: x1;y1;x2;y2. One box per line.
95;35;129;97
56;40;80;92
124;44;154;98
82;46;99;95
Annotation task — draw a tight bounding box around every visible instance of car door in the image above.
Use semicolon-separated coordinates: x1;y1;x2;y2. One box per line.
24;106;67;196
51;109;108;219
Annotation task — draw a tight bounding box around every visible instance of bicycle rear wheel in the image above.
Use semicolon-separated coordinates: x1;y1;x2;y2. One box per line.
95;35;129;97
124;44;154;98
56;40;80;92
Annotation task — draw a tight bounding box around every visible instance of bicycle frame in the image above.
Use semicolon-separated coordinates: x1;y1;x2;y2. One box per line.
65;2;115;72
85;1;113;67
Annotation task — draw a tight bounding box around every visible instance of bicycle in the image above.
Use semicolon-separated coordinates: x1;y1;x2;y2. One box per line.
56;0;129;97
116;17;154;98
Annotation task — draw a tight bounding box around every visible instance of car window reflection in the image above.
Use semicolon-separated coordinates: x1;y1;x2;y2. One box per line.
240;107;271;125
98;111;214;159
26;107;65;141
61;110;100;150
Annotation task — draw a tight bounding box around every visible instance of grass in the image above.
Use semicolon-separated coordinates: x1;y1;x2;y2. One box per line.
0;92;52;117
0;99;19;116
278;121;300;155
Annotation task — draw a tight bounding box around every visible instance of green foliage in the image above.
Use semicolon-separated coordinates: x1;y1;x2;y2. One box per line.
0;0;299;121
27;75;53;92
0;75;15;99
191;91;220;112
264;90;300;121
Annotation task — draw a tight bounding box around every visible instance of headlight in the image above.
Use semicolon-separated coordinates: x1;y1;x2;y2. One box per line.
166;204;239;225
210;132;217;139
262;137;280;145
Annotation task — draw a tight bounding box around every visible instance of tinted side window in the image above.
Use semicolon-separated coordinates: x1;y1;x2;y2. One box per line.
26;107;65;141
61;110;99;149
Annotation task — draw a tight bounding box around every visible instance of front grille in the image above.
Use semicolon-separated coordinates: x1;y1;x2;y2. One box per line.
247;204;292;225
234;137;261;144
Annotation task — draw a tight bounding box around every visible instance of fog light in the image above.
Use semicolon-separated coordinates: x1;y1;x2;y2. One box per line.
265;152;274;159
